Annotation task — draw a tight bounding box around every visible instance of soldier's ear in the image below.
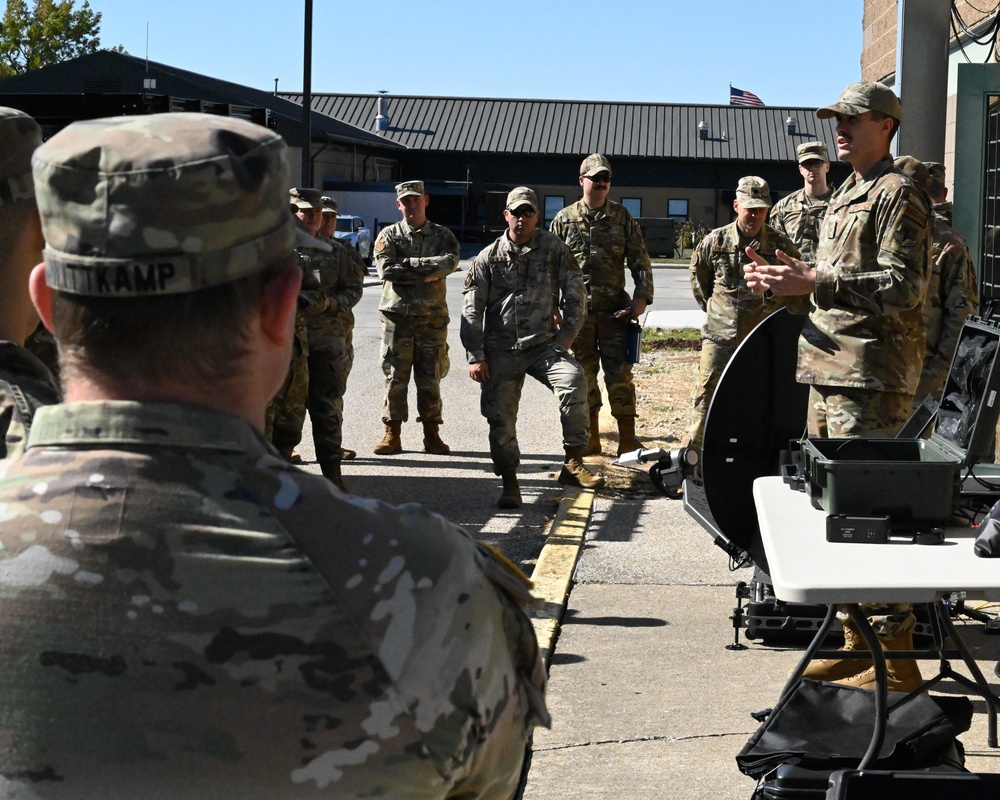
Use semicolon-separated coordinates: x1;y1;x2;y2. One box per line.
259;261;302;348
29;263;55;335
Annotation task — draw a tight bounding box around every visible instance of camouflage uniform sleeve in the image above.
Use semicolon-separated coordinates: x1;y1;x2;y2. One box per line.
767;198;789;240
813;182;930;315
557;244;587;340
690;235;713;311
625;214;654;303
460;253;490;363
298;255;328;316
767;231;810;315
413;226;460;279
374;228;413;284
924;238;979;390
548;212;567;241
329;247;364;314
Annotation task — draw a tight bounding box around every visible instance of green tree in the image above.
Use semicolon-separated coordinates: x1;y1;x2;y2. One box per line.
0;0;122;79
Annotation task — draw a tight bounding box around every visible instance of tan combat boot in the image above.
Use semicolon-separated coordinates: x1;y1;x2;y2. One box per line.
321;460;348;493
582;410;602;456
498;470;522;509
838;630;923;694
422;422;451;455
802;615;872;682
339;447;356;460
559;447;606;489
373;421;402;455
615;415;642;456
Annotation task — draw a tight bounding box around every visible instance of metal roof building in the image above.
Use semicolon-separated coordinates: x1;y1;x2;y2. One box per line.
285;92;849;238
293;92;840;164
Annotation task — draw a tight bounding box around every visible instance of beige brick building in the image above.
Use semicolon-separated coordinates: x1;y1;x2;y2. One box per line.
861;1;997;191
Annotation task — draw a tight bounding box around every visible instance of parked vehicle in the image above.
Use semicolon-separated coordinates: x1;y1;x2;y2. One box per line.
335;215;373;263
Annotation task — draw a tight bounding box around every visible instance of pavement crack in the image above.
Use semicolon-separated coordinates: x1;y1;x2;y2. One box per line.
534;731;751;751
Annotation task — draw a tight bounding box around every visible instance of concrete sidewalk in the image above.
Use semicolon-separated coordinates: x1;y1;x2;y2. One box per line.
520;480;1000;799
520;309;1000;799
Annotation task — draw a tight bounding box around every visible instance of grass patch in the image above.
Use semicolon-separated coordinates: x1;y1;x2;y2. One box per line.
643;327;702;351
644;327;700;342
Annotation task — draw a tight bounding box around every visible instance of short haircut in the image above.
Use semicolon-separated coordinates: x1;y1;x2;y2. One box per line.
50;255;293;388
0;200;37;271
869;110;900;143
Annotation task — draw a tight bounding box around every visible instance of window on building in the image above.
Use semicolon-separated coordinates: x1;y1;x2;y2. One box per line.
544;195;565;227
668;199;690;220
621;197;642;218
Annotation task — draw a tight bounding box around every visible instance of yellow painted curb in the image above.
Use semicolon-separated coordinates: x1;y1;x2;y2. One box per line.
527;486;595;666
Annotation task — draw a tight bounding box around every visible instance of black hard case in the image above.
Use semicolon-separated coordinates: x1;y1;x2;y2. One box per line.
801;317;1000;524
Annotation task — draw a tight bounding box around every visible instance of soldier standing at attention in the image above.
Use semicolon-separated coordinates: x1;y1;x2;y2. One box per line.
265;187;328;464
916;161;979;403
462;187;604;509
550;154;654;456
372;180;459;456
746;82;933;694
307;195;367;491
0;107;60;458
0;112;548;799
767;141;835;262
686;176;801;449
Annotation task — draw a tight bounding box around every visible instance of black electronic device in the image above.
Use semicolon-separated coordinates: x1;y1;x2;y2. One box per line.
826;514;890;544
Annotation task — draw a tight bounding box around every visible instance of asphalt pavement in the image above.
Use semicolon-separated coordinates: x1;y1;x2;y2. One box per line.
300;260;1000;798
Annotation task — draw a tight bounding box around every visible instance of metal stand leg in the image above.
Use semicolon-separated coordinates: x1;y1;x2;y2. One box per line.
774;603;838;707
934;601;1000;748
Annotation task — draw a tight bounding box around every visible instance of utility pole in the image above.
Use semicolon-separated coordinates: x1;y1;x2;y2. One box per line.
301;0;313;186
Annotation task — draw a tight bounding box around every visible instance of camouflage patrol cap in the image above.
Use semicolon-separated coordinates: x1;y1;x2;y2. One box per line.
893;155;930;189
735;176;772;209
505;186;538;213
817;81;901;122
925;161;945;184
0;106;41;205
925;161;947;197
396;180;424;199
33;112;329;298
289;186;324;210
796;141;829;164
580;153;613;178
320;195;338;214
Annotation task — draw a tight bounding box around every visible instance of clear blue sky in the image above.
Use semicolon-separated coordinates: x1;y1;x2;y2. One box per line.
91;0;865;108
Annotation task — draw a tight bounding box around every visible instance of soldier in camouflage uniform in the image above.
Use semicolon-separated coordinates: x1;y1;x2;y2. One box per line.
550;154;654;456
0;107;60;459
686;176;802;449
0;112;548;799
916;161;979;402
265;187;328;462
767;141;835;262
462;187;604;509
306;196;367;491
746;82;933;694
373;180;459;456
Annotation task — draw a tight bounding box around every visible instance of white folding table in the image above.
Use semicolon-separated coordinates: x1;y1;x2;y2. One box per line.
753;476;1000;765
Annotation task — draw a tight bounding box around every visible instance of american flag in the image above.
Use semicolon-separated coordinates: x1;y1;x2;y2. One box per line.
730;86;764;107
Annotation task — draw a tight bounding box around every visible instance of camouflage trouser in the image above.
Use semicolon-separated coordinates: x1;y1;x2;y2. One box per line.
480;340;589;473
837;604;916;639
686;337;736;449
266;335;309;458
572;311;636;417
307;326;354;467
380;311;450;424
807;385;913;439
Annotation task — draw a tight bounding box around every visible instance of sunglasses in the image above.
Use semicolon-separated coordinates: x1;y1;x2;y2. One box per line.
587;173;611;183
508;207;536;218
